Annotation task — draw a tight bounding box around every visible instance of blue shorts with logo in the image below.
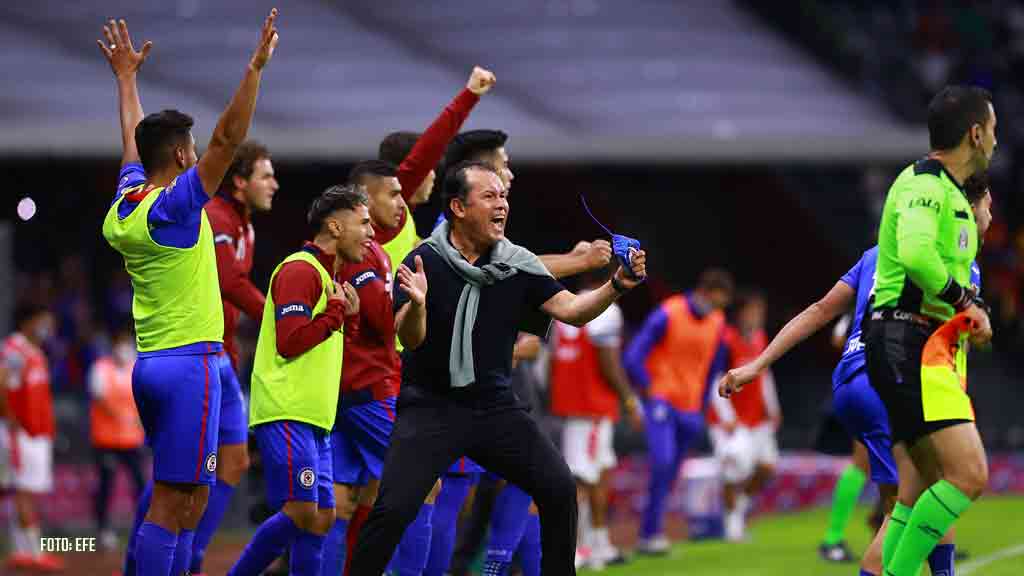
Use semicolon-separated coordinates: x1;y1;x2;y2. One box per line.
255;420;334;510
331;395;396;486
833;370;898;485
216;353;248;445
133;348;222;486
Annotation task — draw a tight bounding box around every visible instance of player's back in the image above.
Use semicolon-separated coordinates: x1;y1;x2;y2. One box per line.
832;247;878;386
549;305;622;420
102;165;223;352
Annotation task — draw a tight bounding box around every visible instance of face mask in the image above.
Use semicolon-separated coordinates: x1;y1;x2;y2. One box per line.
113;343;136;365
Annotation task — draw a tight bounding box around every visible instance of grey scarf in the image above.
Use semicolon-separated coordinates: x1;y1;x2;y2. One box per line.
422;220;552;387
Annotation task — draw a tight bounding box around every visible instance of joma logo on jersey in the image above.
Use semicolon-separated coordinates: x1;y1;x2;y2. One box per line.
908;197;940;212
353;271;377;287
843;336;864;356
281;304;305;315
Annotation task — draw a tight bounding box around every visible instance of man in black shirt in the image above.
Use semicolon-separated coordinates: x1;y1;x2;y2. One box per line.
349;161;647;576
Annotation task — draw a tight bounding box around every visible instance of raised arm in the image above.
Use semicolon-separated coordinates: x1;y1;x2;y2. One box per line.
539;240;612;279
718;280;855;398
197;9;279;197
541;251;646;326
98;19;153;167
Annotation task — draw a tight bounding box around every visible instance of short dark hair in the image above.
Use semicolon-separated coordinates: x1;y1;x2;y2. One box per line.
220;140;270;194
445;130;508;167
307;184;369;232
697;268;735;295
348;159;398;187
964;171;990;204
135;109;194;174
378;132;420;166
927;86;993;151
13;302;49;330
443;160;498;220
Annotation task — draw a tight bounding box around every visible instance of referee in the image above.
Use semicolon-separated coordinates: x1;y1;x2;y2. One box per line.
349;160;647;576
864;85;994;576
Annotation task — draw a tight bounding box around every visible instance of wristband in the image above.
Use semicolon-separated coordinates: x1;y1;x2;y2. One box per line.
611;275;629;294
937;277;971;311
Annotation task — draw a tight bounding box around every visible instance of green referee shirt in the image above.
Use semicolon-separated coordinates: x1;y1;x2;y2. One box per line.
874;158;978;322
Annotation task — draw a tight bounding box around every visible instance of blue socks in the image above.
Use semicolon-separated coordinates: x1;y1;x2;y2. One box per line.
228;512;303;576
642;453;681;539
135;521;177;576
860;570;877;576
170;529;194;576
320;516;349;576
291;529;327;576
425;475;473;576
928;543;955;576
398;503;434;576
123;481;154;576
486;484;532;562
190;479;237;573
517;515;541;576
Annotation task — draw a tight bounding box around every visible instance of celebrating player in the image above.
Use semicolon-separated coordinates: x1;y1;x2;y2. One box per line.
624;268;733;555
228;185;367;575
100;11;278;576
349;160;647;576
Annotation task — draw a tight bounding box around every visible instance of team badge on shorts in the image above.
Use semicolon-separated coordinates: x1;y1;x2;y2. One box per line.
299;467;316;489
958;226;969;250
206;453;218;473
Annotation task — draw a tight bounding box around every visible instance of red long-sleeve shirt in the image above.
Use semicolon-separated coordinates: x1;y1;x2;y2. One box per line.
271;243;349;359
336;240;399;399
206;193;266;367
375;88;480;245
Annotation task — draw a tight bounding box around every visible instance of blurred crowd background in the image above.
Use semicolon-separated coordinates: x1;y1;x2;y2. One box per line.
1;0;1021;533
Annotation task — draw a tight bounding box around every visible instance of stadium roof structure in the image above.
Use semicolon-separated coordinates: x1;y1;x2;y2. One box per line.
1;1;925;163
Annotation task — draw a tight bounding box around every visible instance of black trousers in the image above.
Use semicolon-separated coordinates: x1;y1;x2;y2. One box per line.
93;447;146;531
350;392;578;575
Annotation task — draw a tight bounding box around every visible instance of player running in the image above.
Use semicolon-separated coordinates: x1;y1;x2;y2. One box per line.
228;185;367;576
100;12;278;576
718;171;992;575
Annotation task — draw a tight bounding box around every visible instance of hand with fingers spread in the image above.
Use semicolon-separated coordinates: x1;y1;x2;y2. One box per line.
250;8;280;71
467;66;496;96
398;255;428;307
97;19;152;78
340;282;359;317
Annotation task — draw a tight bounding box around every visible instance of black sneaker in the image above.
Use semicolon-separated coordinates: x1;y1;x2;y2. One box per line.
819;541;856;563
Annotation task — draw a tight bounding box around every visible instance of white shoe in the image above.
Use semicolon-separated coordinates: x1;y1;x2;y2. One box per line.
575;545;592;570
590;542;626;570
636;535;670;555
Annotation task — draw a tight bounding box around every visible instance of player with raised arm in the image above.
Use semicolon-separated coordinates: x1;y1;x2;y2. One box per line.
718;172;992;576
99;11;278;576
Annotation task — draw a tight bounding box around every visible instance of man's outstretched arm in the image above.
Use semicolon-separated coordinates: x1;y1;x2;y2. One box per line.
197;8;279;197
98;19;152;167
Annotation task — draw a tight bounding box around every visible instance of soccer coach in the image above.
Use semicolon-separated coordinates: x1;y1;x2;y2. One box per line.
349;160;646;575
